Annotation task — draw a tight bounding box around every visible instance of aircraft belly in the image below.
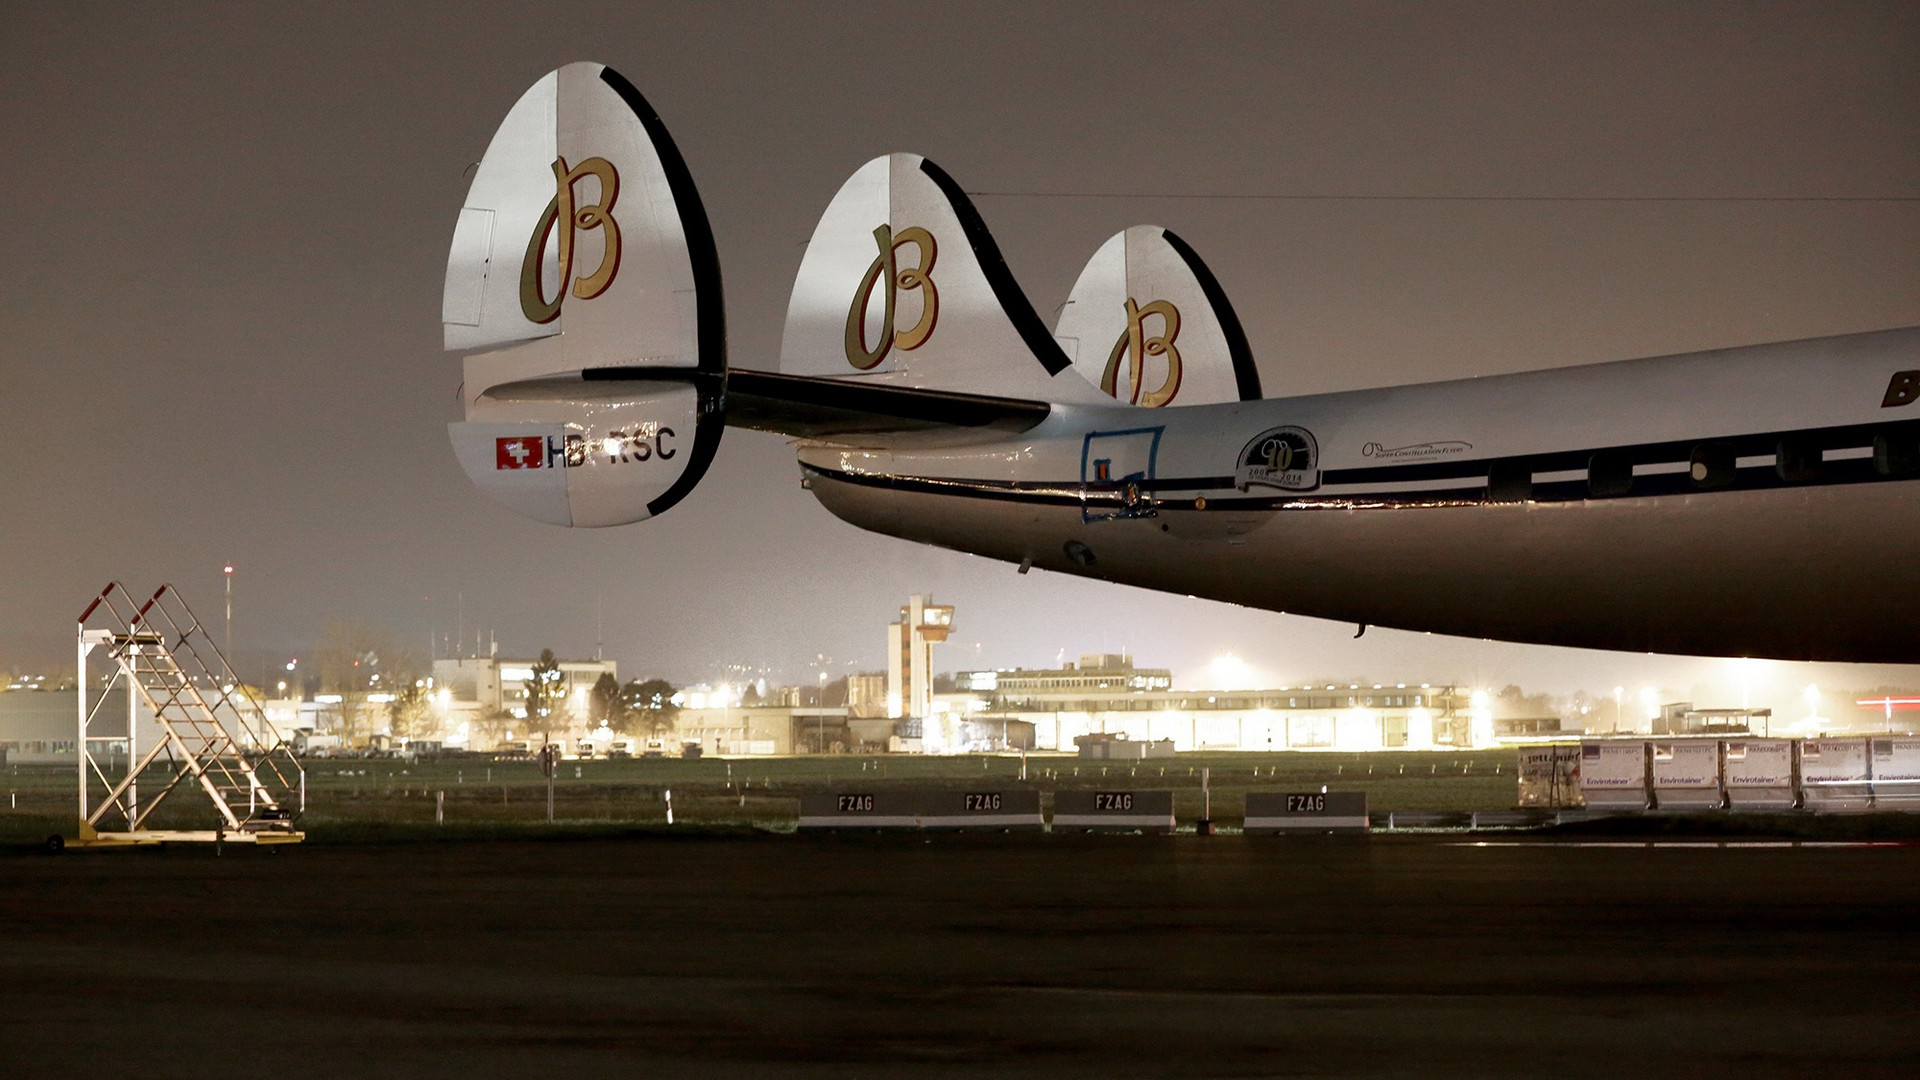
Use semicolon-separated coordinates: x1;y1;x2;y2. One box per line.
805;471;1920;662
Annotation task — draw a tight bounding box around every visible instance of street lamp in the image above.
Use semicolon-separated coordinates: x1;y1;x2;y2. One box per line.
223;564;234;658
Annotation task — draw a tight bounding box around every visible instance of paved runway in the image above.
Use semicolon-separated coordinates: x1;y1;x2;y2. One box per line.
1;833;1915;1078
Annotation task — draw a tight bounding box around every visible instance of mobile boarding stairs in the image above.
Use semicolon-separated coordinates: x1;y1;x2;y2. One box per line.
68;583;305;849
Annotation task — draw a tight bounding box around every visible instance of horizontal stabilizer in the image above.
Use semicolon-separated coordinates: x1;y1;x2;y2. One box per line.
725;369;1050;438
478;367;1049;439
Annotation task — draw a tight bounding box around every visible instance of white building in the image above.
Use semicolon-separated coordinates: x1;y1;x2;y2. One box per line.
885;595;952;723
430;655;618;748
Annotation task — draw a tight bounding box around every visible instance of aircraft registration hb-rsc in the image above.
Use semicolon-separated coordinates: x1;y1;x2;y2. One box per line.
440;62;1920;664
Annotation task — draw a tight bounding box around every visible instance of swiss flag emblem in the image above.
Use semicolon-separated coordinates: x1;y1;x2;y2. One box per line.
495;437;545;470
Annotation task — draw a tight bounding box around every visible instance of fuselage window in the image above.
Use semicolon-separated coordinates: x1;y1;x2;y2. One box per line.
1487;458;1532;504
1875;425;1920;478
1689;441;1737;489
1587;450;1633;497
1775;438;1821;484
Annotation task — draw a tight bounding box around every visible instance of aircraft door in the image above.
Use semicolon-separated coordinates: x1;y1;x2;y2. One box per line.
1081;427;1163;523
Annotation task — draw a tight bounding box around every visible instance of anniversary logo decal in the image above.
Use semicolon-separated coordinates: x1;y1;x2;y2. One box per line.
1236;426;1319;492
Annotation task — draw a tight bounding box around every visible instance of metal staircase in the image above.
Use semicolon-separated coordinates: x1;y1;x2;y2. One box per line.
73;583;304;846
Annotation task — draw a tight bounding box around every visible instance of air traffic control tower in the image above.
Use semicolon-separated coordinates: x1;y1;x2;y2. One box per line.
887;595;953;722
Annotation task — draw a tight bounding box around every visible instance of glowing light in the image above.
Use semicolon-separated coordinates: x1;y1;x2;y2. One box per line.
1406;707;1434;750
602;436;623;457
1335;708;1381;750
1205;653;1256;691
1466;690;1495;747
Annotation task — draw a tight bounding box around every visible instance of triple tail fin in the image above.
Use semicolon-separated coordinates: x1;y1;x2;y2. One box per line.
1054;226;1261;407
778;154;1107;405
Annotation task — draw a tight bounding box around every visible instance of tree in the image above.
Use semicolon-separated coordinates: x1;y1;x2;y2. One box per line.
388;681;436;741
588;671;624;730
524;648;569;745
1494;684;1555;719
472;707;516;751
315;621;416;744
617;678;678;738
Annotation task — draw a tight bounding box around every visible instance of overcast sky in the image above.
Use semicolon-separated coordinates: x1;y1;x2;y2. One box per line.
3;2;1916;712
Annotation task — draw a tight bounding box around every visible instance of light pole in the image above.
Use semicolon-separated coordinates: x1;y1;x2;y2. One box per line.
223;564;234;659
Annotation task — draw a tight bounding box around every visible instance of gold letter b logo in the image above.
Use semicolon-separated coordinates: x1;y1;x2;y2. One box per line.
520;156;623;325
845;225;939;370
1102;298;1183;407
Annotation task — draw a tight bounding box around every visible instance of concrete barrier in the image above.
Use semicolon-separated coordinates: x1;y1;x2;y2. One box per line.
1051;790;1175;833
917;789;1044;831
1244;791;1368;834
798;788;1046;830
797;790;923;829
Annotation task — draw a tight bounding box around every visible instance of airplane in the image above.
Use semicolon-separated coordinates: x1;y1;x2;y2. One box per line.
441;62;1920;664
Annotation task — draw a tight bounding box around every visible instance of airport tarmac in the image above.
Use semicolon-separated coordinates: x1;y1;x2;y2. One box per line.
0;832;1915;1078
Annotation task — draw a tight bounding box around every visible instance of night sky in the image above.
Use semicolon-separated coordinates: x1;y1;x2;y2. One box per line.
4;3;1916;709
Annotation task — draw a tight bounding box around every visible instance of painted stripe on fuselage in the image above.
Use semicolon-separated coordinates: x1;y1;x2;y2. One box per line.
800;416;1920;510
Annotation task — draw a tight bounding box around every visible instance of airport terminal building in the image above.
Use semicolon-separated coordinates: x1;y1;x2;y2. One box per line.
662;656;1478;756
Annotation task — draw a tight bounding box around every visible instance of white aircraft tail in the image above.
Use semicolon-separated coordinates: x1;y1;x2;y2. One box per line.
440;62;725;527
780;154;1103;404
1055;226;1261;407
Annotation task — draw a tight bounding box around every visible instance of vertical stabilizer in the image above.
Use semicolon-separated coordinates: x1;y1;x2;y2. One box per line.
1055;226;1260;407
781;154;1104;404
442;62;726;527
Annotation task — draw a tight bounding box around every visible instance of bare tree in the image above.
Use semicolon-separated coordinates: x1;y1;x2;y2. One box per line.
471;707;516;751
315;621;416;745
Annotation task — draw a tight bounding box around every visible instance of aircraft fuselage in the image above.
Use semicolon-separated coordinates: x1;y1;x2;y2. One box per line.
796;327;1920;661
